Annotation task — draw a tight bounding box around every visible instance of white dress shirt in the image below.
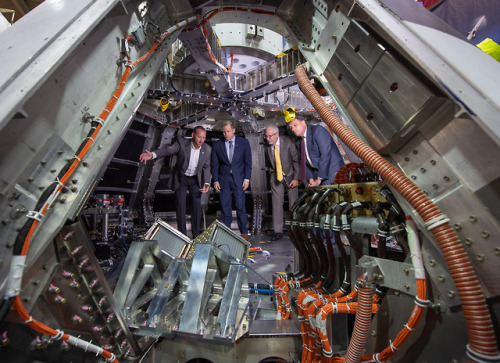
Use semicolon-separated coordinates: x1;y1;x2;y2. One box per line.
185;143;201;176
303;128;315;168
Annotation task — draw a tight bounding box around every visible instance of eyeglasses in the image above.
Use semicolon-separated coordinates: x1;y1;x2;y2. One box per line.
264;132;277;139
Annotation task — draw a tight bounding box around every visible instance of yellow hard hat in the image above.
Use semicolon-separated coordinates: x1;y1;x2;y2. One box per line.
160;95;170;112
284;107;295;123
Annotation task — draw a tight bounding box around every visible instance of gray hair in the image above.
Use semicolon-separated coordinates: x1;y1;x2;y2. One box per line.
265;124;279;134
222;120;235;129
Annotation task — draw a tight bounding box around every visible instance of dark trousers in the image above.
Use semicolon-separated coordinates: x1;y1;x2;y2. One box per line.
220;177;248;234
270;178;298;234
176;174;202;237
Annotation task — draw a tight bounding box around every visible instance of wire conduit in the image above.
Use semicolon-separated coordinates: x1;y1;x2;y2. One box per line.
344;284;374;363
294;64;499;361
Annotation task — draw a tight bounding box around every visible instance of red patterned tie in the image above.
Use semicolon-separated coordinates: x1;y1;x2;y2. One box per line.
301;137;306;182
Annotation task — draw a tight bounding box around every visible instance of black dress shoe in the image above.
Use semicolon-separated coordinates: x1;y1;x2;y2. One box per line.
271;233;283;241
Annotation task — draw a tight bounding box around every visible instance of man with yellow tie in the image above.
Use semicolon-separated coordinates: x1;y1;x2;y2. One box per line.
264;125;300;241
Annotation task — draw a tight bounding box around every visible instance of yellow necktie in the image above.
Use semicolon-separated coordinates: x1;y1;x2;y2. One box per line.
275;144;284;182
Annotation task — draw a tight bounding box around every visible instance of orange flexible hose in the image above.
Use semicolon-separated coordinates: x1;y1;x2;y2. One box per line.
13;15;202;362
316;300;380;363
344;286;374;363
295;64;499;359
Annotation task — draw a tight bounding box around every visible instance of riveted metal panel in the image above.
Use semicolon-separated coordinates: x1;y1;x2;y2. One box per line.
324;20;385;105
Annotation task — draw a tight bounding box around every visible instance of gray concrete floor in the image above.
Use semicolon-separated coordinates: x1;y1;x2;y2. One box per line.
245;232;295;285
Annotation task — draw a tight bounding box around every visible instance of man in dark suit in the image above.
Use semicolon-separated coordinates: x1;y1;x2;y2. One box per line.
288;116;344;186
264;125;300;241
211;121;252;240
139;126;211;237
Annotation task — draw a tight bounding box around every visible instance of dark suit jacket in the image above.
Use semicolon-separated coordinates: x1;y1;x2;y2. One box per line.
154;138;211;189
296;125;344;184
265;136;300;184
211;136;252;187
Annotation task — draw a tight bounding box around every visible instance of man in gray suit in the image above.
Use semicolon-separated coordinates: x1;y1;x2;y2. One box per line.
264;125;300;241
139;126;211;237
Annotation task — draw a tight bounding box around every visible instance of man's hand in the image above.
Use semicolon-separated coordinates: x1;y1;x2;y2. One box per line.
242;180;249;190
308;178;322;187
139;150;153;164
214;182;221;192
200;184;210;193
289;179;299;188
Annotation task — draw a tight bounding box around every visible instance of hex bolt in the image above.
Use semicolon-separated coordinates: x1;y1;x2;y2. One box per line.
54;296;66;304
62;271;74;279
97;145;103;150
432;184;439;190
413;150;418;155
411;175;417;180
89;279;99;289
476;254;485;262
78;258;89;269
495;247;500;255
71;179;78;184
71;246;82;256
48;284;60;293
438;275;445;282
404;268;409;274
448;290;455;298
107;129;112;134
40;160;47;166
371;330;376;336
404;284;410;290
464;238;473;246
443;176;450;182
469;215;477;223
420;168;426;173
1;334;10;347
72;315;83;324
404;157;410;162
453;223;461;231
27;177;34;183
429;260;436;267
430;160;436;165
106;313;115;323
481;231;490;238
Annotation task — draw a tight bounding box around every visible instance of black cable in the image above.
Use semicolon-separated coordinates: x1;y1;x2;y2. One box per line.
13;182;58;255
0;297;13;322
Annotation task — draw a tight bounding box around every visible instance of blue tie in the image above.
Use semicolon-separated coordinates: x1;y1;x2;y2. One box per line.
228;141;234;162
